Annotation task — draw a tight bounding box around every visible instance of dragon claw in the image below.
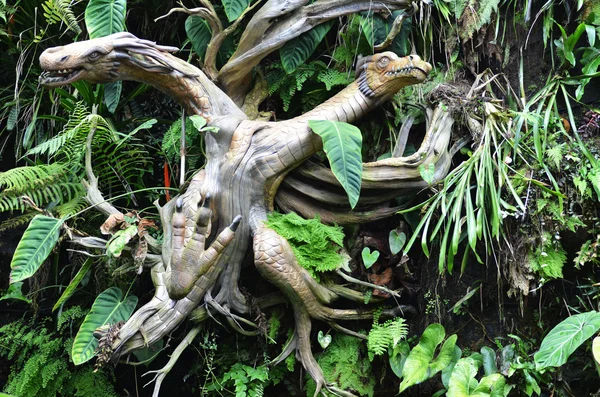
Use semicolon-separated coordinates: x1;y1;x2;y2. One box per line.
175;198;183;211
230;215;242;231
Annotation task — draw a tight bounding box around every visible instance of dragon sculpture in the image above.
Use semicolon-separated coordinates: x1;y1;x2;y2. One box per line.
38;4;455;394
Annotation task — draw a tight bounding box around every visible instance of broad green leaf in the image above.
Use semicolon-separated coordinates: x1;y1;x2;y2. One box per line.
361;247;379;269
189;115;207;131
419;163;435;184
84;0;126;39
533;311;600;371
389;341;410;378
360;11;412;55
317;330;332;349
222;0;250;22
53;258;93;312
106;225;138;257
104;81;122;113
10;215;64;284
480;346;498;376
185;16;211;60
72;287;138;365
389;229;406;255
0;282;32;304
593;336;600;365
534;311;600;371
442;346;463;388
280;21;333;73
399;323;457;393
308;120;363;209
447;357;506;397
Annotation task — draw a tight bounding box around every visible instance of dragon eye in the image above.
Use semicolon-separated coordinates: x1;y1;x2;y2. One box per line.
88;51;101;60
377;56;390;68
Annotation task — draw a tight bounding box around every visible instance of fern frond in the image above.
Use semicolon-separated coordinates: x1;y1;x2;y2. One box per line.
41;0;81;34
55;196;87;217
0;212;36;233
0;163;69;192
367;317;408;361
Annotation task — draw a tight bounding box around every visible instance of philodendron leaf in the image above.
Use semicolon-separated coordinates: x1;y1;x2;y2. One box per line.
442;346;463;389
280;21;333;73
185;16;211;60
593;336;600;365
399;323;457;393
534;311;600;371
308;120;363;209
419;163;435;184
447;357;506;397
10;215;64;284
480;346;498;376
189;115;207;131
222;0;250;22
53;258;93;312
318;330;332;349
389;341;410;378
72;287;137;365
389;229;407;255
84;0;126;39
85;0;126;114
362;247;380;269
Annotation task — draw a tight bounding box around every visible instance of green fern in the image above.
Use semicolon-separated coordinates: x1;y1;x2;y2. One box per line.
317;69;352;91
528;232;567;280
0;315;118;397
266;211;345;280
367;315;408;361
545;143;564;170
306;334;376;397
6;102;153;213
161;116;203;166
41;0;82;34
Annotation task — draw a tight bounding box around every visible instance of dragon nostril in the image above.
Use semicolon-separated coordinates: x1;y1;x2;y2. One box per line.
409;55;413;61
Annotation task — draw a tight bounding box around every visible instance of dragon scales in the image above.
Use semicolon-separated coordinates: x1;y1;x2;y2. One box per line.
39;31;453;396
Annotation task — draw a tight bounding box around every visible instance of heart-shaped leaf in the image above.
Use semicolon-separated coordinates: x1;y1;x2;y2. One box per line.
362;247;380;269
399;323;457;393
84;0;126;39
189;115;208;131
534;311;600;371
280;21;333;73
72;287;137;365
593;336;600;365
419;163;436;184
389;229;407;255
185;16;211;60
318;330;332;349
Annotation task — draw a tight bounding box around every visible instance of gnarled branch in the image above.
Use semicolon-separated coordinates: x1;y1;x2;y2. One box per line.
219;0;416;104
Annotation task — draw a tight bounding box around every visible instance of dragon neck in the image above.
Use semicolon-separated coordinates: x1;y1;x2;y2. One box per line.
298;80;384;124
118;54;246;120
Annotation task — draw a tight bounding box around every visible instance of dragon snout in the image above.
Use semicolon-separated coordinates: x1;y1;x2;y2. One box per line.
39;47;64;70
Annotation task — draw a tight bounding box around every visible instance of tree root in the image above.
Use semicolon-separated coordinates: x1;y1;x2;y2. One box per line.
142;326;201;397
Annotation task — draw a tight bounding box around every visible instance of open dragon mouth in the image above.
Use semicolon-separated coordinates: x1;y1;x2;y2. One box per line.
385;66;428;77
39;68;84;87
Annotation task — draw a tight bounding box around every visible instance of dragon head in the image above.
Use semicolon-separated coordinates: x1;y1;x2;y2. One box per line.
356;52;432;99
39;32;181;88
